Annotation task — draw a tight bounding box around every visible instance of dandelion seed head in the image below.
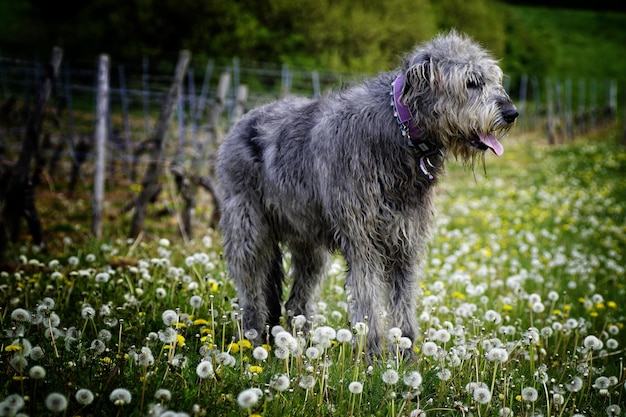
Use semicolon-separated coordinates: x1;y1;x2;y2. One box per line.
109;388;132;406
565;376;583;392
606;404;621;416
196;360;214;379
162;309;179;326
75;388;94;405
189;295;203;308
291;314;307;330
388;327;402;340
521;386;538;402
237;388;262;409
382;369;399;385
274;346;290;360
270;374;290;392
253;346;268;361
422;341;438;356
403;371;423;388
244;329;259;341
11;308;32;323
45;393;68;412
397;337;412;349
583;335;603;351
154;388;171;402
336;328;353;343
348;381;363;394
299;375;316;389
28;365;46;379
473;387;492;404
306;346;320;360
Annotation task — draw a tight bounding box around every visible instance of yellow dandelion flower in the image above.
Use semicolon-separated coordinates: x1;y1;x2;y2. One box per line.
607;301;617;309
552;309;561;316
516;395;522;402
174;322;186;329
12;376;27;381
100;357;112;364
5;345;22;352
228;343;240;354
208;279;219;292
596;302;606;310
452;291;465;300
563;304;571;311
194;318;210;326
249;365;263;374
239;339;252;350
176;334;186;347
590;311;599;318
482;247;492;257
503;304;514;311
200;328;213;335
578;297;586;304
261;344;272;352
424;290;431;296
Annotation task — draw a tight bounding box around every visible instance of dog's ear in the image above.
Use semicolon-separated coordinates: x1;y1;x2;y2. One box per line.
405;54;437;92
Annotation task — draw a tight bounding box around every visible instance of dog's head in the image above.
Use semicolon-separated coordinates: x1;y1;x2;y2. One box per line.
400;30;517;161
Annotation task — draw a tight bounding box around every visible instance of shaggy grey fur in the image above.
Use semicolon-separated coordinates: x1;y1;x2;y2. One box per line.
217;31;517;354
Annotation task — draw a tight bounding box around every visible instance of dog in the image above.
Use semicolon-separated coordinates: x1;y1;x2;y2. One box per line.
217;30;518;355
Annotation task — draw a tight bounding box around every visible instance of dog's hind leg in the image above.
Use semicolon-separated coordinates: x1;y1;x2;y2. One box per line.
220;198;283;344
285;243;329;333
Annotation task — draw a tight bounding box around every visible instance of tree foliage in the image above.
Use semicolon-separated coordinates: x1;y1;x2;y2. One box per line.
1;0;554;76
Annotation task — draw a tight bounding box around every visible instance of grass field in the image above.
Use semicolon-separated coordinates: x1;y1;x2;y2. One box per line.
1;127;625;416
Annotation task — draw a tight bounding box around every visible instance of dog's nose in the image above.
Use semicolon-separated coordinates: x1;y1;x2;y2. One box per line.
502;107;519;124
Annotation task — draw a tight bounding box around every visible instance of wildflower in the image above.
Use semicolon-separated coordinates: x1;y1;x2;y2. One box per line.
353;322;368;336
397;337;412;349
136;346;155;367
159;328;178;344
75;388;95;405
422;341;438;356
388;327;403;341
437;368;452;381
190;295;203;308
434;329;451;343
156;288;167;298
196;360;214;379
244;329;259;341
68;256;79;266
291;314;307;330
45;393;68;413
593;376;611;390
583;335;603;351
306;346;320;360
11;308;32;323
274;331;296;349
28;365;46;379
403;371;423;388
248;365;263;374
606;404;621;416
162;309;179;326
1;394;25;414
382;369;399;385
215;352;236;367
473;387;492;404
299;375;316;389
253;346;268;361
109;388;132;406
521;386;538;402
336;328;353;343
274;346;290;360
154;388;172;402
95;272;110;283
349;381;363;394
270;374;290;392
499;407;513;417
30;346;45;360
85;253;96;262
565;376;584;392
484;310;502;324
485;347;509;363
91;339;106;354
237;388;262;409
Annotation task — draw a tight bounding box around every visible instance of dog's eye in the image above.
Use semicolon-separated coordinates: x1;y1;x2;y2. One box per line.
466;80;481;89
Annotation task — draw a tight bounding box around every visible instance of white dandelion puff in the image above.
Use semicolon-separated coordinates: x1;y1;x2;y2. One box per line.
45;393;68;413
348;381;363;394
196;360;214;379
109;388;132;406
403;371;423;388
382;369;399;385
270;374;290;392
252;346;268;361
521;386;538;402
75;389;94;406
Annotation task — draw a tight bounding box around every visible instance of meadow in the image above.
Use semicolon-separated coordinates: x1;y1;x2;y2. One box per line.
1;128;625;416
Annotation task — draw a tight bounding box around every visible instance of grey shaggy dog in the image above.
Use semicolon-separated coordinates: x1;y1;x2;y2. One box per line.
217;31;518;355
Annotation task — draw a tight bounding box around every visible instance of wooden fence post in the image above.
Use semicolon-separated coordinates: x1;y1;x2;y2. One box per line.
92;54;109;239
1;46;63;251
231;84;249;128
129;50;191;239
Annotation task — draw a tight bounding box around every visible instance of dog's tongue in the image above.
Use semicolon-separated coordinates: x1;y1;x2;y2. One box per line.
479;133;504;156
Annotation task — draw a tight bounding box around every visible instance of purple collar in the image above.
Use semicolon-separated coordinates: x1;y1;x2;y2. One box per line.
390;75;442;180
391;75;422;141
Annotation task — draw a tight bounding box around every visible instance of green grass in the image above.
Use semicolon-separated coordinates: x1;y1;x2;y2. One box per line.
1;127;626;416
